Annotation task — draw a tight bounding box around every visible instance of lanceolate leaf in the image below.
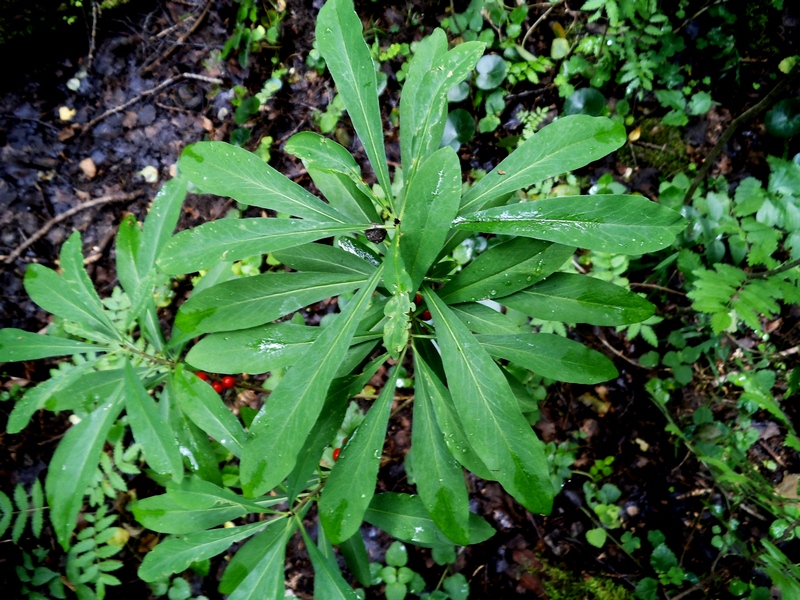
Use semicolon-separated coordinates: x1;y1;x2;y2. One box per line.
186;322;381;375
0;329;101;362
175;271;370;334
401;34;485;190
139;174;188;273
226;519;294;600
399;146;462;289
132;478;276;535
413;350;494;481
438;238;574;304
454;195;685;254
166;386;222;486
302;527;361;600
116;213;145;299
169;365;248;457
272;242;377;277
339;531;372;587
364;493;495;549
317;0;392;203
158;218;365;275
449;303;521;335
458;116;627;214
285;132;380;223
411;352;470;545
178;142;347;223
477;333;617;384
138;520;271;582
46;382;125;549
218;517;290;594
501;272;655;325
422;288;553;514
123;362;183;482
319;364;401;544
240;266;383;497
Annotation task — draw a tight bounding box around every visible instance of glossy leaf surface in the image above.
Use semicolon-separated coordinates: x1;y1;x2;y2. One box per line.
159;218;364;275
227;519;293;600
0;329;100;362
272;242;377;277
364;493;495;549
459;116;627;214
501;272;655;325
423;288;553;514
175;271;369;334
178;141;346;223
46;382;125;549
317;0;392;201
438;238;574;304
302;527;361;600
454;195;685;254
477;333;617;384
240;266;383;497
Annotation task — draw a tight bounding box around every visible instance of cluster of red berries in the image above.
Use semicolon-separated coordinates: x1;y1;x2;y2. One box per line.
414;294;431;321
196;372;236;394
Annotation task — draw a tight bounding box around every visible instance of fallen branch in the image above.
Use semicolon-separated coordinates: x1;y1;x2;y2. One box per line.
140;0;213;75
79;72;222;135
1;191;143;266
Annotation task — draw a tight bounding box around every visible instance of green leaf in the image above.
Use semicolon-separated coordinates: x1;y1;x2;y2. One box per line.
166;386;222;486
399;146;461;290
169;365;248;457
501;272;655;325
140;174;188;272
24;234;117;341
0;492;12;538
0;329;101;362
765;98;800;138
438;238;574;304
46;383;125;549
186;321;380;375
586;528;607;547
301;527;361;600
158;218;365;275
441;109;475;151
31;479;44;538
218;518;289;594
413;350;494;481
450;303;522;334
6;358;102;433
123;362;183;483
175;270;369;334
284;132;380;224
476;333;617;384
138;521;271;582
115;213;145;299
364;492;495;548
423;288;553;513
339;531;372;587
459;116;627;214
650;543;678;573
316;0;392;203
11;484;28;543
226;519;293;600
178;142;346;223
475;54;508;90
401;32;484;186
687;92;713;116
454;195;685;254
319;365;401;544
240;266;383;497
383;292;412;359
272;242;377;277
131;478;275;534
411;352;470;545
564;88;606;116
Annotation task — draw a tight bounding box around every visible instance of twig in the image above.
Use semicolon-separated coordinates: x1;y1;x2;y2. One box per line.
748;257;800;280
140;0;213;75
521;1;565;50
683;61;800;205
1;191;143;265
79;72;222;134
628;282;686;296
595;328;644;369
87;0;98;71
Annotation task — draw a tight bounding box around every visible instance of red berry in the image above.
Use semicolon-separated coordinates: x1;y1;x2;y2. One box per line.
421;310;432;321
414;294;423;304
332;447;341;462
221;376;236;389
196;371;208;381
211;381;224;394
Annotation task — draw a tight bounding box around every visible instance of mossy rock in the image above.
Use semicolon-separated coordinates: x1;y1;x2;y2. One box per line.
618;117;687;175
541;561;630;600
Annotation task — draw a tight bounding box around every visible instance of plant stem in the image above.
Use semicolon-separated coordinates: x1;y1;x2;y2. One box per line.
748;257;800;280
683;61;800;205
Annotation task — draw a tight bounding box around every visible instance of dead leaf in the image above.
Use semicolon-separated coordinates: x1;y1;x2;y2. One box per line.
578;392;611;415
776;473;800;500
79;157;97;179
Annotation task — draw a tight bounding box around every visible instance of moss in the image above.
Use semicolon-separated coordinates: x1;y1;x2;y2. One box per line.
535;557;631;600
617;117;688;175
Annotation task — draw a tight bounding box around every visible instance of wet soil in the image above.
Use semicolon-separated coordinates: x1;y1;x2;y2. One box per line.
1;1;800;598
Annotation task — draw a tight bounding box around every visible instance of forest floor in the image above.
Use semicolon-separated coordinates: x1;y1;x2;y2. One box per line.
1;1;799;598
